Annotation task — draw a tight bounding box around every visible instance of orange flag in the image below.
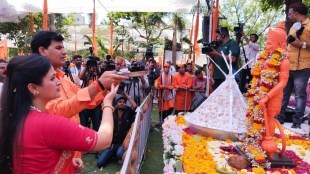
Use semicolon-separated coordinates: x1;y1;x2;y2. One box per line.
193;1;200;59
212;0;219;40
109;17;114;55
0;40;8;60
43;0;48;30
92;0;98;55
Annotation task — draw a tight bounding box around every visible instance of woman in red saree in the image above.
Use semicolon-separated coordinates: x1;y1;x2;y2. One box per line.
0;54;122;174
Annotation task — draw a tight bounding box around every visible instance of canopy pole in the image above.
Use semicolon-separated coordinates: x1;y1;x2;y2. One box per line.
43;0;48;30
92;0;98;55
109;16;114;55
30;12;34;33
211;0;219;40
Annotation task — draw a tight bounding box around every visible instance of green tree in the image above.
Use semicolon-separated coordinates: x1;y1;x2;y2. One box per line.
111;12;171;47
220;0;284;48
83;35;109;59
171;13;186;65
259;0;309;32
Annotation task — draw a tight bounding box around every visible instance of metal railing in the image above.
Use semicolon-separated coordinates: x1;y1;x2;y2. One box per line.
120;93;152;174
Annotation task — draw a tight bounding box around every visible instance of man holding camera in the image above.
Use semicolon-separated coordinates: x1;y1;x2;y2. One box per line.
207;27;240;90
277;2;310;129
239;32;260;93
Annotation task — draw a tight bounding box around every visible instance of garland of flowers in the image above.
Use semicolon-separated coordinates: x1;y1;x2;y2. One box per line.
243;48;287;167
163;115;309;173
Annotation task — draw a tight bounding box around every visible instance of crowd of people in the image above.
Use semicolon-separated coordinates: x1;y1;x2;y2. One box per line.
0;2;309;173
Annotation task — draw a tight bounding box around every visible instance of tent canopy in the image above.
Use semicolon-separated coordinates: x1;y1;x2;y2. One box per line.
0;0;198;22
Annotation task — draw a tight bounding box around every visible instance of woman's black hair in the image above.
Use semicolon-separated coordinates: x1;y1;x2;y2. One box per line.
0;54;51;174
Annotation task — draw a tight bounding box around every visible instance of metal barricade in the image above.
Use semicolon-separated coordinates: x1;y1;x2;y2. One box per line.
120;93;152;174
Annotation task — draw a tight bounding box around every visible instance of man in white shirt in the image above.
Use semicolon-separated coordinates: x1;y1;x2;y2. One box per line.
70;55;84;75
242;32;259;68
70;55;84;86
240;32;259;93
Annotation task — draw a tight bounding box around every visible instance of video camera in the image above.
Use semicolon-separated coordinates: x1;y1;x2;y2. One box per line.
129;61;145;72
145;44;154;60
86;47;100;69
103;54;116;71
201;40;219;54
234;23;244;43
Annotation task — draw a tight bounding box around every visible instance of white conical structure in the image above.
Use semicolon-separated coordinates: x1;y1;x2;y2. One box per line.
185;52;253;133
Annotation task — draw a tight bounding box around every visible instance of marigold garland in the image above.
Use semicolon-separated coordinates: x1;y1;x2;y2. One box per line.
164;115;310;173
243;48;287;167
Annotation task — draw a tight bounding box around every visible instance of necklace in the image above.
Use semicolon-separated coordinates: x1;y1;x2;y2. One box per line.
30;105;42;112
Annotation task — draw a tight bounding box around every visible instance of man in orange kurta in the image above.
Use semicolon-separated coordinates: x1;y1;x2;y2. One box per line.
156;63;174;122
173;64;193;115
31;31;127;173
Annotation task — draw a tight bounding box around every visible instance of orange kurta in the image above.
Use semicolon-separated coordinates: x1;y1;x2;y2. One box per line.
46;69;104;119
173;73;193;111
47;69;104;173
156;74;174;111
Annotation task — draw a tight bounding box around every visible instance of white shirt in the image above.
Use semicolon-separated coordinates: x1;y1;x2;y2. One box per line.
244;41;259;68
70;66;84;75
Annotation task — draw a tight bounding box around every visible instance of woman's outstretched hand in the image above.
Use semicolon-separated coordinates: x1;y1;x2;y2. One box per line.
103;83;120;106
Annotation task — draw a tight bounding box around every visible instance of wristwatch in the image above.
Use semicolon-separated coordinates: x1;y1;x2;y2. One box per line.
302;42;307;49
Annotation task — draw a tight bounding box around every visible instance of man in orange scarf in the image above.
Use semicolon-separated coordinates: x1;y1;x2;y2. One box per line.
173;64;193;115
156;63;174;122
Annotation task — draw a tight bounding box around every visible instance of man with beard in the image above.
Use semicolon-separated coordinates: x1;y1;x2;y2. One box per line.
156;63;174;122
173;64;193;115
207;27;240;90
97;93;137;167
277;2;310;129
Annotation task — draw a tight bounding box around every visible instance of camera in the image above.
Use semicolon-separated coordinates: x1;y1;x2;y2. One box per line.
86;47;99;68
129;61;145;72
103;54;116;71
234;23;244;43
201;40;219;54
145;44;154;60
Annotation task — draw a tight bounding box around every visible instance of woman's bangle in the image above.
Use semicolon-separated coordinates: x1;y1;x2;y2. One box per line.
96;80;105;91
92;81;102;92
101;105;115;112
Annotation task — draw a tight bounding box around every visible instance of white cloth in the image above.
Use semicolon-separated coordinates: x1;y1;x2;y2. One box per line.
170;65;176;75
70;66;84;86
244;41;259;68
70;66;84;75
161;73;174;101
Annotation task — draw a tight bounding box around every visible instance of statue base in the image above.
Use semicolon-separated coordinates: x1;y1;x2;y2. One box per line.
234;145;295;168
